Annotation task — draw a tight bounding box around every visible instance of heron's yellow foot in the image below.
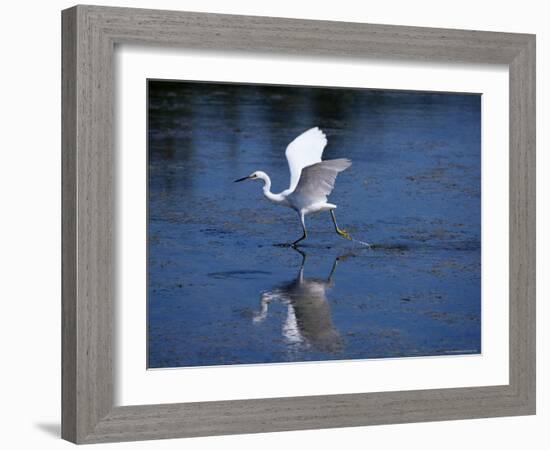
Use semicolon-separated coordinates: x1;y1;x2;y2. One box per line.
336;227;352;240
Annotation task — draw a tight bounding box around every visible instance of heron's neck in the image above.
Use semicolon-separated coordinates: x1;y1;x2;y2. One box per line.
257;172;284;203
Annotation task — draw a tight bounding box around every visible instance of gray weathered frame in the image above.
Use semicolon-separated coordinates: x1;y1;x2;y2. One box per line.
62;4;536;444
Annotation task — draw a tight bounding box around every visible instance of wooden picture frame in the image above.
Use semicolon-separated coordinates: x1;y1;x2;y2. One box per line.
62;4;536;444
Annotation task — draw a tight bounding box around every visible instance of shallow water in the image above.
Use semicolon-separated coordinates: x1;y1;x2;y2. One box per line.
147;81;481;368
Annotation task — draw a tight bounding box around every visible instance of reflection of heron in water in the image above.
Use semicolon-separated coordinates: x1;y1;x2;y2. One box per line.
253;249;346;353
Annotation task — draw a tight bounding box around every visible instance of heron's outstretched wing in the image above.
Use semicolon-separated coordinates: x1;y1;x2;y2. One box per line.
285;127;327;191
292;159;352;204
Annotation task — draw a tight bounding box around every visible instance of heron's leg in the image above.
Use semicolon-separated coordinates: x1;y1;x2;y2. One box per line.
330;210;352;240
291;213;307;246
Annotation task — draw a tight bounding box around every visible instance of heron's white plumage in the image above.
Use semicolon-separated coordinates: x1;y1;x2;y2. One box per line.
285;127;327;192
291;158;352;207
235;126;353;245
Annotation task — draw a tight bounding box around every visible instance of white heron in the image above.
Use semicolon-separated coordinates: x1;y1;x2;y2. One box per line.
235;127;353;246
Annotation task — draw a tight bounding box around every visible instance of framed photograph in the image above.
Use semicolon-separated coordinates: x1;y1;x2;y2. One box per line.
62;5;535;444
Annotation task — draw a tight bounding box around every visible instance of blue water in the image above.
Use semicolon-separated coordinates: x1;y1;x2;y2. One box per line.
147;81;481;368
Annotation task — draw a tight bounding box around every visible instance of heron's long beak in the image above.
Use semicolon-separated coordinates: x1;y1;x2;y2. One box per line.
234;175;251;183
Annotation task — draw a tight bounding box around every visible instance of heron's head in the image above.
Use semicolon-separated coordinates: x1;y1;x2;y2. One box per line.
234;171;265;183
